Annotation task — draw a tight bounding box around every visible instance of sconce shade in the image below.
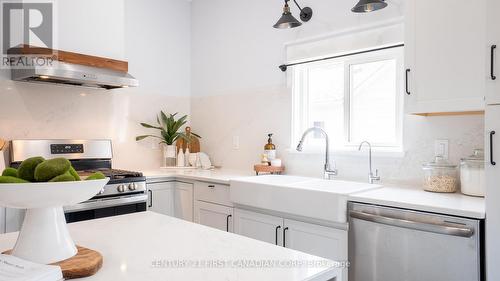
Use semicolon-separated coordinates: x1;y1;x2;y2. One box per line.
351;0;387;13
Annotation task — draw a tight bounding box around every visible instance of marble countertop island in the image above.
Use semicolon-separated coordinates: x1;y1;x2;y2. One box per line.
0;212;341;281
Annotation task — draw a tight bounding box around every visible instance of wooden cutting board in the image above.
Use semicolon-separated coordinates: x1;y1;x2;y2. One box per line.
176;126;200;153
3;246;103;279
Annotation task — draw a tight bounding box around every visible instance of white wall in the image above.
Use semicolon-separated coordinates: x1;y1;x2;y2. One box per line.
56;0;126;59
0;0;191;170
190;0;484;185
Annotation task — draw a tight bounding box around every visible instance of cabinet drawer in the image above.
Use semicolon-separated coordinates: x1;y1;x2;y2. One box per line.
194;181;232;206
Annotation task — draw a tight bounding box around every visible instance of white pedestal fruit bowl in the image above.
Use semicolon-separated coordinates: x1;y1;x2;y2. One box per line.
0;178;109;264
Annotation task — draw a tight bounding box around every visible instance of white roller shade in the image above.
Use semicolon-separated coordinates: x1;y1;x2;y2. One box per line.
285;20;404;64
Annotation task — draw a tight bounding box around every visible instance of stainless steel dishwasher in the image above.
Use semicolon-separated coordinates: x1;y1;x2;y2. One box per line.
348;202;483;281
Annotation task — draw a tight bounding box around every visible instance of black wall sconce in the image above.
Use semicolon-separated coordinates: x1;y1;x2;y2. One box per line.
273;0;313;29
351;0;387;13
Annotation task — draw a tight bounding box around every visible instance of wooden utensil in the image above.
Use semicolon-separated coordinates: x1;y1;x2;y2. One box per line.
176;127;200;153
0;139;5;151
3;246;103;280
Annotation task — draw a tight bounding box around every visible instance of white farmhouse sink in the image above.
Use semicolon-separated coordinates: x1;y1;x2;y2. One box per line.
230;175;381;223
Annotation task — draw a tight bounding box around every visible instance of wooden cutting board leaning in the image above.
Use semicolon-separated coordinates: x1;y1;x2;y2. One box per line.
176;127;200;153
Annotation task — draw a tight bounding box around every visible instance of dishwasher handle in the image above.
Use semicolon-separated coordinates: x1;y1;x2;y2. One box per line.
349;210;474;238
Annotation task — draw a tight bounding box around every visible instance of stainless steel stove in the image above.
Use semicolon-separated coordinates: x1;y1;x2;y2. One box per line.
10;139;147;223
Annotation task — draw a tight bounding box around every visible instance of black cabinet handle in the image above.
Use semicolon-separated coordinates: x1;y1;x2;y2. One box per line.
275;226;281;245
226;214;232;232
492;45;497;80
491;131;496;165
148;190;153;207
405;69;411;95
283;227;289;247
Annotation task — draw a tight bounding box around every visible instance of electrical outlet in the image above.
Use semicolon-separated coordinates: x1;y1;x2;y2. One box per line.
232;136;240;150
434;139;449;159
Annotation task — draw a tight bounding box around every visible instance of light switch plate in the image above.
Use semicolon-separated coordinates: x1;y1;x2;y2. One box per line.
434;139;449;159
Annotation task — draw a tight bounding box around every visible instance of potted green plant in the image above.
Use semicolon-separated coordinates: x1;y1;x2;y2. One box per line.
136;111;200;167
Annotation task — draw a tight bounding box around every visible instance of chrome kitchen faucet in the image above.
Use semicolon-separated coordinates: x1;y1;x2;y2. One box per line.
296;127;338;180
358;141;380;184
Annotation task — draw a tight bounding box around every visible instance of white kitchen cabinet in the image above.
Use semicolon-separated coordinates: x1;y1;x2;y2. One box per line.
404;0;486;114
194;181;232;206
194;201;233;232
485;105;500;280
233;208;348;263
233;209;283;246
486;0;500;105
148;181;175;216
283;219;347;262
147;181;193;221
173;182;194;222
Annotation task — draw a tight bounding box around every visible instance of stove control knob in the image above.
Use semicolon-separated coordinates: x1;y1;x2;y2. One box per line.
128;183;137;191
117;185;126;193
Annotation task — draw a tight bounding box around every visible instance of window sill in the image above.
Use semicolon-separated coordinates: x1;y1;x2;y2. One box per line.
285;147;406;159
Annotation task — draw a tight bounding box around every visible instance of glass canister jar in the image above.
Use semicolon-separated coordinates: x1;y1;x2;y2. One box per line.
460;149;485;197
422;156;459;193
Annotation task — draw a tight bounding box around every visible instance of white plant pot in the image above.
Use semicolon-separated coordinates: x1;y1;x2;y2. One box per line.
164;145;177;158
0;178;109;264
163;145;177;167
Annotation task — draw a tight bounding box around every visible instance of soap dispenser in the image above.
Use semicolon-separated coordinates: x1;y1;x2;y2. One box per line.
264;133;276;162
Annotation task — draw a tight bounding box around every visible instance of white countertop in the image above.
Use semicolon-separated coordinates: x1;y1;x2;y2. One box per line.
135;167;485;219
0;212;340;281
348;185;485;219
140;168;252;184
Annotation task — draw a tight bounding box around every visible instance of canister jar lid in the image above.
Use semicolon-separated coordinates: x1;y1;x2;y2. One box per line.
423;156;457;169
461;149;484;166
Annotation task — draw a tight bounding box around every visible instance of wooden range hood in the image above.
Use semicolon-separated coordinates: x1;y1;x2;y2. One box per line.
8;45;138;89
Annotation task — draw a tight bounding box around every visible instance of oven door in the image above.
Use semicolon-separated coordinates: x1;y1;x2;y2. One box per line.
64;194;147;223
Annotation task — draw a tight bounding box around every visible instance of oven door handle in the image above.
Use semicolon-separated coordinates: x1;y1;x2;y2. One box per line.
349;210;474;238
64;194;148;213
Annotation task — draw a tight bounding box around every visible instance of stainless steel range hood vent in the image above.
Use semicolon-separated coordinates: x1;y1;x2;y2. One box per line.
9;46;138;90
11;62;139;89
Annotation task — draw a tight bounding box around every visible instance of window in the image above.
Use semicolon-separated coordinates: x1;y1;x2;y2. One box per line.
291;46;403;151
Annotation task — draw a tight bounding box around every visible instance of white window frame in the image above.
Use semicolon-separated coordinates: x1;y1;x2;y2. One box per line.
291;46;404;153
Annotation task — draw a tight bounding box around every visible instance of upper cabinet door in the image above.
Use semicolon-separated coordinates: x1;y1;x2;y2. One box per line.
404;0;486;114
486;0;500;105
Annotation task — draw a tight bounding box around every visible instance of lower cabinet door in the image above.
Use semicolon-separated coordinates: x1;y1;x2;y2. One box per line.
195;201;234;232
147;182;175;216
283;219;348;261
233;208;283;245
148;181;194;221
173;182;194;222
